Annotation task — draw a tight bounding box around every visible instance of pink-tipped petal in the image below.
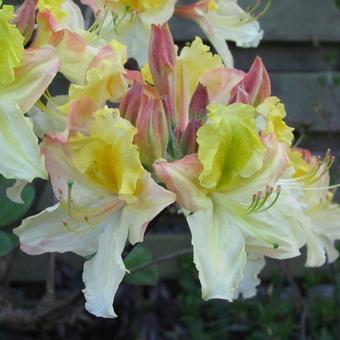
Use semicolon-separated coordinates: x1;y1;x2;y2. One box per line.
154;154;210;212
200;67;244;104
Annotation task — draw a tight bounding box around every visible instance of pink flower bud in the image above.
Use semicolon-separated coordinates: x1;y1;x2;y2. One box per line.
189;83;209;120
230;56;271;106
180;119;202;155
149;24;177;123
120;83;169;167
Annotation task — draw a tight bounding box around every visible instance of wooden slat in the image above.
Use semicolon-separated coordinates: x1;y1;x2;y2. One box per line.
270;72;340;132
232;43;340;72
171;0;340;42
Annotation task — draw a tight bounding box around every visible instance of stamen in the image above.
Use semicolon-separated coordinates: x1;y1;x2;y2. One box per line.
246;185;281;214
284;183;340;191
112;6;130;34
257;185;281;213
67;180;74;218
247;191;263;212
282;149;335;186
237;0;272;26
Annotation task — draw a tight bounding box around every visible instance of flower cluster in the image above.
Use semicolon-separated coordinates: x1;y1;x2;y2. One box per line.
1;0;339;318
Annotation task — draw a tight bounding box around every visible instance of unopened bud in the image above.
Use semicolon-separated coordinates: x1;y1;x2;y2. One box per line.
149;24;177;122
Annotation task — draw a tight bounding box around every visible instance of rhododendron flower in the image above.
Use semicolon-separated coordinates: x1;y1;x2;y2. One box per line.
33;38;128;138
155;103;302;300
283;148;340;267
15;103;175;317
175;0;264;67
32;0;102;84
60;39;128;109
0;3;59;181
82;0;177;65
34;0;85;45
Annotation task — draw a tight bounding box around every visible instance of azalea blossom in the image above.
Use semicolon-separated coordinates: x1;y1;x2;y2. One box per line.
0;2;59;181
14;103;175;317
282;148;340;267
155;103;303;300
81;0;178;65
175;0;264;67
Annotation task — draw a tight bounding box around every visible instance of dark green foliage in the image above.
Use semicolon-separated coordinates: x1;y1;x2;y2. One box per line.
0;176;35;228
124;245;159;286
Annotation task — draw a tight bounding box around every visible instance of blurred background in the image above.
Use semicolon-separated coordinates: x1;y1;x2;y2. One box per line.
0;0;340;339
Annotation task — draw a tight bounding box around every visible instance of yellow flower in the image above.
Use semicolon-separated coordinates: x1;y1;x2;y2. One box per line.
69;108;143;198
197;103;265;191
15;105;175;318
60;40;128;112
155;103;300;302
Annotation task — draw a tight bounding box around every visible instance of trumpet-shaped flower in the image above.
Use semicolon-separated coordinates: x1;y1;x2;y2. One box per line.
175;0;264;67
34;0;85;45
32;0;101;84
14;105;175;318
82;0;177;65
0;46;59;181
60;39;128;110
284;148;340;266
155;103;302;300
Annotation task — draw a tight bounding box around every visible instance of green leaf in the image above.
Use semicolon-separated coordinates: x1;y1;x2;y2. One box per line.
0;177;35;227
123;245;158;286
0;231;18;257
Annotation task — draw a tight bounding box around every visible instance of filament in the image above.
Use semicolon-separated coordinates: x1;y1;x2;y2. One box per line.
246;185;281;213
59;179;123;234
